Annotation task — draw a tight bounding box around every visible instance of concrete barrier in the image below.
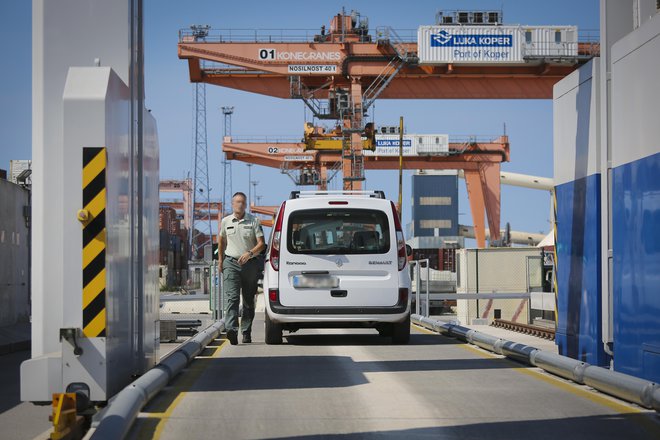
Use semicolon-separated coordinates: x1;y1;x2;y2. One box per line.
411;314;659;412
88;320;225;439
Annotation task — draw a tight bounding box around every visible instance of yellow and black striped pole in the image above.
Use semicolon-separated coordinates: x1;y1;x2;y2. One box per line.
78;147;107;338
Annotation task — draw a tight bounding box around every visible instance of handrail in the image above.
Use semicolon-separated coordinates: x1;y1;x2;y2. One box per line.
180;27;600;45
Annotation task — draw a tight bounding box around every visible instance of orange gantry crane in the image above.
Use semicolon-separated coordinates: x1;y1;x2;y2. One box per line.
223;135;508;248
178;11;597;246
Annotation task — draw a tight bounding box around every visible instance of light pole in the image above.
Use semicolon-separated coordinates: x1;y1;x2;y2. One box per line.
246;163;253;209
251;180;259;210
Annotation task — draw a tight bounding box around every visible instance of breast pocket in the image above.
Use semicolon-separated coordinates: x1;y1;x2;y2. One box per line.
241;226;254;239
226;226;237;236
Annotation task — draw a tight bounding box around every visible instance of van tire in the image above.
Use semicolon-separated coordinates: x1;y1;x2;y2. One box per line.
265;311;283;345
391;314;411;344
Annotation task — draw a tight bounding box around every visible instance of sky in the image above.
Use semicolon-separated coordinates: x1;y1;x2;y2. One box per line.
0;0;600;238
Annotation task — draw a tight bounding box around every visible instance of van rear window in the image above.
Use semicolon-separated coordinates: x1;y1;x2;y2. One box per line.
287;209;390;255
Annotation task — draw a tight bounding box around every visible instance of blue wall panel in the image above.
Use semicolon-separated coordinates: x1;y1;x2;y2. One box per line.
612;151;660;382
555;174;608;366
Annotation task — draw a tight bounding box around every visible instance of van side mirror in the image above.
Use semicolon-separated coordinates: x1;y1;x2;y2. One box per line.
405;244;413;257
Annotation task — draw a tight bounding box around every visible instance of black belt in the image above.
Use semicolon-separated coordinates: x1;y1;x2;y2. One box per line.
226;255;254;262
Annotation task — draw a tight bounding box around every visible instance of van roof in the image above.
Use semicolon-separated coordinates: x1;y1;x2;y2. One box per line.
289;190;386;200
282;193;393;212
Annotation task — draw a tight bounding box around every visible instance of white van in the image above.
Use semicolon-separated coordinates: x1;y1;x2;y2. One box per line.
263;190;412;344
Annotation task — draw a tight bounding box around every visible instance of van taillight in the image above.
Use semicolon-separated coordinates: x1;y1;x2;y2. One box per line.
270;201;286;271
390;202;407;271
269;288;279;302
398;288;409;305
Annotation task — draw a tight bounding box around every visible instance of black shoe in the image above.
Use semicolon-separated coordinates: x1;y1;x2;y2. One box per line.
227;330;238;345
242;332;252;344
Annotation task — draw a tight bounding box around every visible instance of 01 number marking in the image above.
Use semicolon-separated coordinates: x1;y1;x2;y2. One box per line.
258;49;276;60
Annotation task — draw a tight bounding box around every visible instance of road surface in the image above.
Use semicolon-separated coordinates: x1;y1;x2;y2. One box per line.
127;314;660;440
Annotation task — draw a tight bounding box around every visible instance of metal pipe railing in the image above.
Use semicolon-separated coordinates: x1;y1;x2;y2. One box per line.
88;320;225;439
411;314;660;412
410;259;430;317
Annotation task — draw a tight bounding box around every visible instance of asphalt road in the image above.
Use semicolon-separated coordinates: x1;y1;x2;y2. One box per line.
127;314;660;440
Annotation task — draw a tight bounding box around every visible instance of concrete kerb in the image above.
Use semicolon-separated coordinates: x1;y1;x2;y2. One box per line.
411;314;660;412
88;320;225;440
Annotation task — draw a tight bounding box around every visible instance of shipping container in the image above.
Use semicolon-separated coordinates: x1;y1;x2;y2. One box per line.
455;247;543;325
520;26;578;59
364;134;449;156
417;25;578;65
413;134;450;155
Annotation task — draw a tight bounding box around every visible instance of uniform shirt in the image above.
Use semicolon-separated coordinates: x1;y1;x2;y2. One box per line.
220;212;264;259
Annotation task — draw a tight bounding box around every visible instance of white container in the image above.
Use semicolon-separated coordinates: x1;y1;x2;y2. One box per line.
367;134;416;156
418;25;524;64
456;247;542;294
455;247;543;325
365;134;449;156
520;26;578;59
417;25;578;64
413;134;449;155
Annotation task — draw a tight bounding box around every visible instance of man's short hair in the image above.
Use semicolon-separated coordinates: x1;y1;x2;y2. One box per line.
232;191;247;201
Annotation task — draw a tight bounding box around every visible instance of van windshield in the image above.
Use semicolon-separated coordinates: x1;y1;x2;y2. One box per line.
287;208;390;255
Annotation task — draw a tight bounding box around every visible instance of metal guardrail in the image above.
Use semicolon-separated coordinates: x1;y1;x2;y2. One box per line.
89;320;225;439
409;259;431;317
180;27;599;45
411;314;660;412
227;136;304;144
424;293;530;300
179;28;322;43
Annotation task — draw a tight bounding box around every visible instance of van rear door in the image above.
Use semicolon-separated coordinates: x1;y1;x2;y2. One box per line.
278;205;399;308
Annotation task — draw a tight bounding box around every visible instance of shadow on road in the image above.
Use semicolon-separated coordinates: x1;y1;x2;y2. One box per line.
264;413;660;440
284;331;460;347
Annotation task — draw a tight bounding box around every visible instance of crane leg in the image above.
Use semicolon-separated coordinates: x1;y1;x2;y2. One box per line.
464;169;487;248
480;162;501;242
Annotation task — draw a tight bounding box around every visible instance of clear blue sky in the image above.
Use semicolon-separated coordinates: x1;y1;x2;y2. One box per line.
0;0;599;236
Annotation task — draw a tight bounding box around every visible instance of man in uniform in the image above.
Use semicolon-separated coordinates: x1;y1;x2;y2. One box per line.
218;192;265;345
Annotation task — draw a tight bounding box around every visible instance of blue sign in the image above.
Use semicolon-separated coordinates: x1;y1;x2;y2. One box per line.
376;139;412;147
430;30;513;47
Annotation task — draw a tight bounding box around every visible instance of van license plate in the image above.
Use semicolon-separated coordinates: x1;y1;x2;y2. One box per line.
293;276;339;289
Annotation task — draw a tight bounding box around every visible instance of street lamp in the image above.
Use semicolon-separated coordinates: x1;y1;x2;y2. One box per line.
251;180;259;209
246;163;253;209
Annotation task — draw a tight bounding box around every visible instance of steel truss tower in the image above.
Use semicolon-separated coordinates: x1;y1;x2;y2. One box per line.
190;25;213;260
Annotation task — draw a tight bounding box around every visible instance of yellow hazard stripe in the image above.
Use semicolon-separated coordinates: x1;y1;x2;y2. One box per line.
83;309;106;338
83;268;106;309
82;147;107;338
82;149;106;187
84;188;106;218
82;229;106;267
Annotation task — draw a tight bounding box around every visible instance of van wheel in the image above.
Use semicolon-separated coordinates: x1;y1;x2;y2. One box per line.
265;311;283;345
392;314;411;344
